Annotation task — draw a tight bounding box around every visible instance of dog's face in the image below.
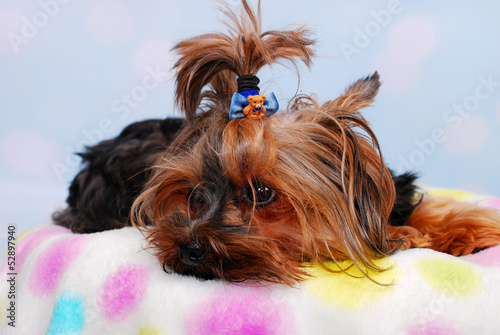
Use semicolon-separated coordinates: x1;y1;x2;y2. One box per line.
132;73;396;285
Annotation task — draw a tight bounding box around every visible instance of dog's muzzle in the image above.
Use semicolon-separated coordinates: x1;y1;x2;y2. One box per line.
178;241;207;267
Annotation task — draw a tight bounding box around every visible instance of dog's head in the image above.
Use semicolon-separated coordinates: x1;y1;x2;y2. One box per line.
132;1;396;285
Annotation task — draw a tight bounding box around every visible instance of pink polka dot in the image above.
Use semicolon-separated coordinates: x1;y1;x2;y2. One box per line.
1;225;70;275
482;198;500;210
372;51;420;93
406;319;462;335
0;9;25;56
186;287;296;335
371;16;436;94
98;264;150;321
134;39;175;80
29;235;86;297
1;129;63;177
443;114;488;156
462;245;500;267
86;1;133;46
387;17;437;62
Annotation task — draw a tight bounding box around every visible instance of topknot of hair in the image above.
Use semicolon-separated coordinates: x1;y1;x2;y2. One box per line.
172;0;316;123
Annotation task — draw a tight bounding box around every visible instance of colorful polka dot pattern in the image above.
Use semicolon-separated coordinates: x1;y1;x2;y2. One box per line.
9;228;164;333
185;287;296;335
98;264;151;321
415;257;482;296
46;292;85;335
1;225;69;275
3;217;500;334
305;258;400;309
29;235;86;297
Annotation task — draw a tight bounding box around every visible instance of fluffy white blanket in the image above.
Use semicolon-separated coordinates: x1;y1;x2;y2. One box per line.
2;189;500;335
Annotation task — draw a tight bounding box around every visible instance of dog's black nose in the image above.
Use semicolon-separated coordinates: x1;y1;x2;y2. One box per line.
178;242;207;266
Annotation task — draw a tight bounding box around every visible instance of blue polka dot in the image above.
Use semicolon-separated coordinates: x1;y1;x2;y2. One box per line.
46;292;85;335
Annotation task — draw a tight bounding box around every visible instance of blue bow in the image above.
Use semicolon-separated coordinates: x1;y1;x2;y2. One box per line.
229;92;279;120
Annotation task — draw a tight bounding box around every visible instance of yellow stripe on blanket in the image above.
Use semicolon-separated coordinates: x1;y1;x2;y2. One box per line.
425;188;474;201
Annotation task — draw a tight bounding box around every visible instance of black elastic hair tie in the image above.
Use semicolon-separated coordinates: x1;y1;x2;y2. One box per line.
237;75;260;93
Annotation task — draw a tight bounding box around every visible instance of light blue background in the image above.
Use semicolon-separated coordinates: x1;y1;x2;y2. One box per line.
1;0;499;236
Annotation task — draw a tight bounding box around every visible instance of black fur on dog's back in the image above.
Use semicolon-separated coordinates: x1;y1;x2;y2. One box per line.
53;118;185;233
389;171;422;227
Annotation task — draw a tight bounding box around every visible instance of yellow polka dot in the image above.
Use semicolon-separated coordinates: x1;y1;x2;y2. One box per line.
416;257;482;296
305;258;400;310
138;324;163;335
426;189;473;201
15;225;41;241
2;225;43;259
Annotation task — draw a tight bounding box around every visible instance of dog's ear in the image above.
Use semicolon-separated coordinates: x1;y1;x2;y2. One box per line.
299;71;396;270
322;72;381;112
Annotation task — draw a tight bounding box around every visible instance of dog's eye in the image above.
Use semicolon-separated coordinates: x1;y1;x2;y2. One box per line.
188;188;207;211
246;181;276;206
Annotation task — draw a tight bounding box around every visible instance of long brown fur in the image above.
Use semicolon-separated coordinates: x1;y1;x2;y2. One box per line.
130;0;500;285
390;198;500;255
173;0;314;122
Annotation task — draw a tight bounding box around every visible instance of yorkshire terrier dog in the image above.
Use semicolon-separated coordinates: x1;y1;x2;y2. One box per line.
54;1;500;285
